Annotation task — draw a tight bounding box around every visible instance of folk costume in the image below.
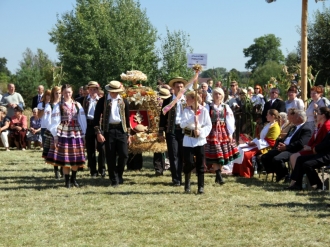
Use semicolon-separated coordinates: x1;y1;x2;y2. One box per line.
46;101;86;167
93;81;130;186
205;103;240;166
180;104;212;193
232;122;280;178
82;81;105;177
159;77;188;186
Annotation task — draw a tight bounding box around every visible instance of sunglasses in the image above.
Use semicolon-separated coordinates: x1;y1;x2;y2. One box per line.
230;85;235;87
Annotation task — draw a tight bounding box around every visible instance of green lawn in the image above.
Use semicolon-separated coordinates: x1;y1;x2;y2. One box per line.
0;149;330;247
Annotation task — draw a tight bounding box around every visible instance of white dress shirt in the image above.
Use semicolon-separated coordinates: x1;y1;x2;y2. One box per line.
86;95;100;120
284;123;304;145
180;105;212;147
173;94;185;124
107;93;122;124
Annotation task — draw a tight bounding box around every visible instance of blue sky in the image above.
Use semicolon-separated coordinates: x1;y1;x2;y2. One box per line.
1;0;329;74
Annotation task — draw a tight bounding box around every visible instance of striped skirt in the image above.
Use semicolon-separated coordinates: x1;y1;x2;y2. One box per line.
205;122;240;165
42;130;53;159
46;123;85;167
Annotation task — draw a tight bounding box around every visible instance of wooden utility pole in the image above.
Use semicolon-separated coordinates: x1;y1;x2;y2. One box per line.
301;0;308;105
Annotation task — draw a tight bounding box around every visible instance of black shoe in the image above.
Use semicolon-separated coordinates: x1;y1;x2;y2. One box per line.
155;171;163;176
111;181;119;187
65;181;71;188
198;186;204;194
184;173;191;193
100;169;106;178
276;173;288;183
284;175;291;184
91;173;98;178
284;184;302;191
55;171;60;179
215;170;225;185
119;177;124;184
71;180;79;187
172;181;181;186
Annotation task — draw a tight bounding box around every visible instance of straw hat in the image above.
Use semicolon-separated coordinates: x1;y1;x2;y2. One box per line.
158;88;171;99
87;81;100;88
168;77;188;87
105;81;123;92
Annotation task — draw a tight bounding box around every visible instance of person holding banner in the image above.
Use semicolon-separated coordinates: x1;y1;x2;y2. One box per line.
180;91;212;193
232;109;281;178
159;77;188;186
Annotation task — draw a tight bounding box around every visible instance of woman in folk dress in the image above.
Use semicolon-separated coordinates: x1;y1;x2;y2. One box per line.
204;87;240;185
46;84;86;188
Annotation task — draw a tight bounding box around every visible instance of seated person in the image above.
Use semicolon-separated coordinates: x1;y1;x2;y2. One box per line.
279;110;293;139
27;108;42;149
0;106;11;151
290;107;330;170
232;109;280;178
9;106;28;150
285;130;330;191
261;110;312;182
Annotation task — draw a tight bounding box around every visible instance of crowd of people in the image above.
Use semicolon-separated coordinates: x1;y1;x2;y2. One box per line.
1;78;330;194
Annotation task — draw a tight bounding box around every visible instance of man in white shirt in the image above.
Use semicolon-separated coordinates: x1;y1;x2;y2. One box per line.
159;77;188;186
82;81;105;178
94;81;130;187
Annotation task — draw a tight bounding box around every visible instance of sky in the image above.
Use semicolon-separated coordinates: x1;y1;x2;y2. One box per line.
1;0;329;75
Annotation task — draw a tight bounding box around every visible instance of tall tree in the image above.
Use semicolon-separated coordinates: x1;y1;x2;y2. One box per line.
49;0;159;88
285;52;300;75
200;67;227;82
243;34;285;72
15;48;54;108
250;61;283;88
159;28;193;83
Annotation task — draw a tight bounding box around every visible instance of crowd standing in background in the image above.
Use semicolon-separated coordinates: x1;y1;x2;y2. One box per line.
1;76;330;195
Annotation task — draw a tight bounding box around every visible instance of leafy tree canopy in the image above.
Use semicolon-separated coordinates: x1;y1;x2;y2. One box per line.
49;0;159;89
243;34;285;72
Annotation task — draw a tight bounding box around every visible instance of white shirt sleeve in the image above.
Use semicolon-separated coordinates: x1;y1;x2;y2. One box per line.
180;108;195;129
49;104;61;138
77;102;87;136
198;107;212;138
225;104;235;136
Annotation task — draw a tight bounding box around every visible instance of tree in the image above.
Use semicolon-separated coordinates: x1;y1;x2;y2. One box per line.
15;48;54;108
298;5;330;85
158;28;194;83
250;61;283;87
285;52;300;75
0;57;11;89
49;0;159;89
200;67;227;82
243;34;285;72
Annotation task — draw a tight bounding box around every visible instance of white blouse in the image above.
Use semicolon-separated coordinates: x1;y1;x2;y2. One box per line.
37;102;51;129
285;97;304;112
180;105;212;147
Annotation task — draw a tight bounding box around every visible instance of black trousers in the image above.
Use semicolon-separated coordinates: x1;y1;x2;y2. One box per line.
104;126;128;183
261;149;292;177
166;129;184;183
292;154;325;187
86;124;105;175
153;152;165;174
127;153;143;170
183;146;205;175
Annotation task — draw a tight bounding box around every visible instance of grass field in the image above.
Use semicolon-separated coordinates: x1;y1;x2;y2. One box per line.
1;149;330;247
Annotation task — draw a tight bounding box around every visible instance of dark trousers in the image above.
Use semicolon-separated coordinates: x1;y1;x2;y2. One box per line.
86;124;105;175
153;152;165;174
183;146;205;175
104;127;128;183
292;154;325;187
261;149;292;177
166;129;184;183
127;153;143;170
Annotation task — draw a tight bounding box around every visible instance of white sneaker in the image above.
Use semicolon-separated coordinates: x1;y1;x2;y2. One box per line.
21;148;26;151
5;148;10;151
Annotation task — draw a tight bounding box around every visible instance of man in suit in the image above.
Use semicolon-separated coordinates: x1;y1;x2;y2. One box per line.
261;110;312;182
159;77;188;186
286;131;330;190
261;87;286;124
82;81;105;178
31;85;44;109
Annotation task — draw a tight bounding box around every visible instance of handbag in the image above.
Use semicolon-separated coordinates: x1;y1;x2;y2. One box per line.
26;130;34;139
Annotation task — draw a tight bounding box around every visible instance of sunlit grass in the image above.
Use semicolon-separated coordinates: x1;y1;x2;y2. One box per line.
0;149;330;246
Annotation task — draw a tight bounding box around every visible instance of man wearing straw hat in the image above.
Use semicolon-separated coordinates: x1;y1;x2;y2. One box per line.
159;77;188;186
82;81;106;178
93;81;130;187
